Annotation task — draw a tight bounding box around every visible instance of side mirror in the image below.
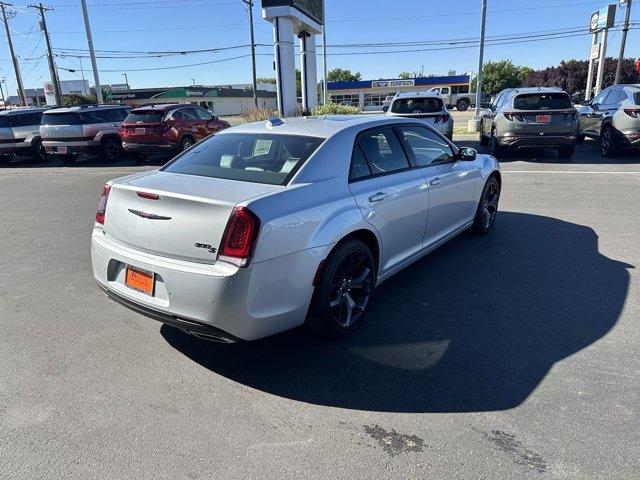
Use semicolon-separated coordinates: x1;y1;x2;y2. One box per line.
459;147;477;161
381;105;389;113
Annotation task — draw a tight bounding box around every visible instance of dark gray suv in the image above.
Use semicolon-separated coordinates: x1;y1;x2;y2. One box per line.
480;87;579;159
578;84;640;157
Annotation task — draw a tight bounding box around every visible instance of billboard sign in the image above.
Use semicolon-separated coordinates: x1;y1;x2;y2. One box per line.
43;82;57;106
590;43;602;60
262;0;324;25
589;4;616;33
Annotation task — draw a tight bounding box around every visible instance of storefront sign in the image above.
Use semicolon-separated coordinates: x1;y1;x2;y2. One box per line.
371;79;415;88
589;4;616;33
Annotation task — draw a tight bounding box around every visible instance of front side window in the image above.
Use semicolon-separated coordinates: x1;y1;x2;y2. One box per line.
356;128;410;175
591;90;610;107
180;107;198;120
440;87;450;95
162;133;324;185
194;108;212;120
399;126;454;167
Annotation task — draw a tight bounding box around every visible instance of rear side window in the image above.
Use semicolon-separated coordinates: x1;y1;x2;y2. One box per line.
391;97;444;114
513;93;572;110
162;133;324;186
634;92;640;105
8;113;41;127
356;128;410;175
80;108;125;123
180;108;198;120
41;112;82;126
125;111;165;123
350;145;372;180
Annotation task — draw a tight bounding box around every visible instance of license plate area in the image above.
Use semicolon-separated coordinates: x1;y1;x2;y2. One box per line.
135;127;146;135
56;146;68;154
536;114;551;123
125;266;155;296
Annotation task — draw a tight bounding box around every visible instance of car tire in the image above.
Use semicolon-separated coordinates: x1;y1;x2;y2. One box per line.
557;146;575;159
102;138;122;161
32;139;47;162
456;99;470;111
180;137;194;152
473;175;500;234
576;134;585;145
306;239;376;338
600;125;618;158
479;129;489;146
489;131;502;158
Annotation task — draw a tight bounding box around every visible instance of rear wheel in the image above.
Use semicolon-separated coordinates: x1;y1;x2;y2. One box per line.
102;138;122;161
456;99;470;111
180;137;194;152
600;125;618;157
306;239;375;338
473;176;500;234
557;145;575;159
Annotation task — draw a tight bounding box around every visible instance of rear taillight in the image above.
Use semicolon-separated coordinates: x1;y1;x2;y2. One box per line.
219;206;260;267
624;108;640;118
564;111;577;121
503;112;524;121
433;114;450;123
95;184;111;225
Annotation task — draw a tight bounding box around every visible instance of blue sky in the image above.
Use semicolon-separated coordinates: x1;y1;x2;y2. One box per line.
0;0;637;95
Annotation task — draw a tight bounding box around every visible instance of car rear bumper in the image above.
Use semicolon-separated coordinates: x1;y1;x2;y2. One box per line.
621;130;640;148
43;139;100;156
498;133;577;148
91;229;320;341
122;141;178;155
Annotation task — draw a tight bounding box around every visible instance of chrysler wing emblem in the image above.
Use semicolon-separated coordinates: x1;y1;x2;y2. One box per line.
128;209;172;220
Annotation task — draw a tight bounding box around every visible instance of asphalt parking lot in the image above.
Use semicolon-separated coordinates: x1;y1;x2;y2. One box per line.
1;140;639;479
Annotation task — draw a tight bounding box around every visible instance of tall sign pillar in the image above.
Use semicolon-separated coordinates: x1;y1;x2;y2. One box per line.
586;4;616;100
262;1;323;116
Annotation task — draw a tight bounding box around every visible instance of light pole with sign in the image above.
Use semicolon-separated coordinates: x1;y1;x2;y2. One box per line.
586;4;616;100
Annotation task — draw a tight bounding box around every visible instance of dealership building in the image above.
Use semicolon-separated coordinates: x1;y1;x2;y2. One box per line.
106;85;277;116
327;74;472;111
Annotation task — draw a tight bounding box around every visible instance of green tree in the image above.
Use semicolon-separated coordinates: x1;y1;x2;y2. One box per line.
256;77;276;84
62;94;97;107
398;71;421;79
471;60;532;95
327;68;362;82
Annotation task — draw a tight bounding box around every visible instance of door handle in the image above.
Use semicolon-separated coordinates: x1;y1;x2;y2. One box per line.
368;192;388;203
430;177;442;186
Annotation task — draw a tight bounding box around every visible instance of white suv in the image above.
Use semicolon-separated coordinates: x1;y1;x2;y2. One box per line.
386;92;454;140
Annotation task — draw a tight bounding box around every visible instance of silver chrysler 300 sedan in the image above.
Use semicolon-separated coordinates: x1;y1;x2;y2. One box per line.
91;115;501;342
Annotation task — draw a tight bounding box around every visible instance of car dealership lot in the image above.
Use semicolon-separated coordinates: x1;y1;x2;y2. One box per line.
1;142;639;479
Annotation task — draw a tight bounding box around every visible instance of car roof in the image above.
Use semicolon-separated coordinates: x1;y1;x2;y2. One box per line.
131;103;184;112
393;91;443;100
506;87;567;95
222;115;418;139
42;104;126;114
0;107;48;116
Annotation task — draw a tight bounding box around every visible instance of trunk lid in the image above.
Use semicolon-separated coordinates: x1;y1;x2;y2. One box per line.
104;171;281;263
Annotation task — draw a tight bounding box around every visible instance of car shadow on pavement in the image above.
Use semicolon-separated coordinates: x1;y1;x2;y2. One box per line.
161;212;632;413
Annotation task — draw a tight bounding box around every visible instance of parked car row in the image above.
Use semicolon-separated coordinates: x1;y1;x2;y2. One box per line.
0;103;231;164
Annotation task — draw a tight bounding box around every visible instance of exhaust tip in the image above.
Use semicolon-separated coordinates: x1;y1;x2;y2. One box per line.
187;330;236;344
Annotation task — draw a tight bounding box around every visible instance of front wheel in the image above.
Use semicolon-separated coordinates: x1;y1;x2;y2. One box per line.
473;176;501;234
32;139;47;162
489;131;502;158
306;239;376;338
180;137;194;152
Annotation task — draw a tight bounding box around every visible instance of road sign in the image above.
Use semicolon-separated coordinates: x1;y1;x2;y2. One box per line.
590;43;602;60
590;4;616;33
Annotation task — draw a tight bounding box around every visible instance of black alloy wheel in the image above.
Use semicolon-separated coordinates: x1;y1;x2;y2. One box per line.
473;176;500;233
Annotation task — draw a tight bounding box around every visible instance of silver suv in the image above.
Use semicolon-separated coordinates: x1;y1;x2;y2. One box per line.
578;84;640;157
386;91;454;140
480;87;579;159
0;107;48;164
40;104;129;162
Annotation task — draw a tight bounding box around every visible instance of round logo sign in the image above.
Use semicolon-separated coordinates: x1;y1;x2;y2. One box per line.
44;82;55;94
590;12;599;32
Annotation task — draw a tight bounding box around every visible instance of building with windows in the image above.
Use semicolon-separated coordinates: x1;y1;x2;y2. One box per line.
328;74;471;111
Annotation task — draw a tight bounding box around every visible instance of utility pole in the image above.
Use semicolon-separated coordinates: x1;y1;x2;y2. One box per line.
615;0;633;84
470;0;487;131
78;56;87;94
0;2;27;106
243;0;258;109
80;0;103;103
31;3;63;106
0;77;5;105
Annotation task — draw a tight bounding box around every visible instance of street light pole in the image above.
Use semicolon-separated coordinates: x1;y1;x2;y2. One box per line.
243;0;259;109
123;73;128;88
80;0;103;103
474;0;488;119
615;0;632;84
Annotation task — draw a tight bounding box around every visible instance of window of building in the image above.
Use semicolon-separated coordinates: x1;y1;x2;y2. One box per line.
329;93;359;106
364;92;396;108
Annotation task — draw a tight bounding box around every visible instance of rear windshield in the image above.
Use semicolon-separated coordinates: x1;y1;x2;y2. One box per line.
162;133;324;185
391;97;444;114
125;111;165;123
513;93;572;110
41;112;82;126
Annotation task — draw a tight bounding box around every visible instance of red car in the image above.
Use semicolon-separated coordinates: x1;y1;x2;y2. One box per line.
121;104;230;159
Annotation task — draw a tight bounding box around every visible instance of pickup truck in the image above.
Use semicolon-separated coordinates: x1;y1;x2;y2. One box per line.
428;86;475;111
